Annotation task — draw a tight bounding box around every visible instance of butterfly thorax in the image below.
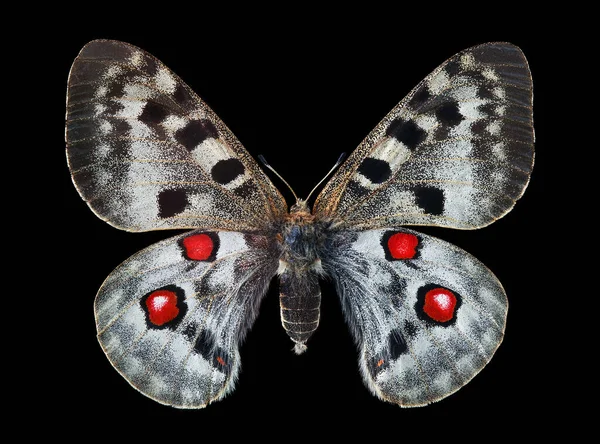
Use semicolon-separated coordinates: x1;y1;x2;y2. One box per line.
279;200;325;273
278;199;325;354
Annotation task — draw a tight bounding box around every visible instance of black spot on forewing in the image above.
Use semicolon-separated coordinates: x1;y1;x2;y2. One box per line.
386;118;426;150
107;80;126;99
158;188;188;218
139;101;170;125
142;55;159;77
408;85;431;108
104;101;125;116
358;157;392;184
444;59;461;77
413;186;444;216
211;158;245;185
111;119;132;137
233;181;258;198
436;102;463;126
175;119;219;151
471;119;486;136
346;180;370;198
477;85;496;101
479;102;496;117
173;83;194;107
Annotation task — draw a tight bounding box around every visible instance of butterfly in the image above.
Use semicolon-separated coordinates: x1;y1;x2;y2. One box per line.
65;40;534;408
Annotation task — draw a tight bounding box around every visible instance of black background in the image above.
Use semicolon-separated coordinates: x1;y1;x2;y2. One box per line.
56;10;553;434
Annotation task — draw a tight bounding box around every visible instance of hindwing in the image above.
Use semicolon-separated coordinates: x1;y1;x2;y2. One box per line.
324;227;507;406
94;229;279;408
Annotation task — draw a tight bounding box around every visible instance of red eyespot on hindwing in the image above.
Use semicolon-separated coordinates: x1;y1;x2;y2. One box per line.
416;284;461;325
382;231;420;260
141;285;187;329
180;232;220;261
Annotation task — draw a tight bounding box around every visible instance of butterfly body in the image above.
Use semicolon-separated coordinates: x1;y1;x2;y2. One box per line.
66;40;533;408
271;200;326;353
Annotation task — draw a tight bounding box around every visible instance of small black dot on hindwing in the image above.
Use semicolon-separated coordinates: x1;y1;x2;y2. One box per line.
471;118;492;136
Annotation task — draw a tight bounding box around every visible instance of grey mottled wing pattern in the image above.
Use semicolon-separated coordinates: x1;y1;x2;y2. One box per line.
314;43;534;230
324;228;506;406
66;40;534;408
95;230;279;408
66;40;287;232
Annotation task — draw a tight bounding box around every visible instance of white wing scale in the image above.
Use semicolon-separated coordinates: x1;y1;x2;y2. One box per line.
324;227;506;406
315;43;534;230
95;230;279;408
66;40;286;232
65;41;534;408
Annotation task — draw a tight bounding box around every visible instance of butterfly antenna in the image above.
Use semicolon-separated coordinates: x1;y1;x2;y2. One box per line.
305;152;347;203
258;155;299;202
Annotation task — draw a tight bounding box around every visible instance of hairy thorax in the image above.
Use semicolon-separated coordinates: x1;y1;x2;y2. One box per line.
278;200;326;275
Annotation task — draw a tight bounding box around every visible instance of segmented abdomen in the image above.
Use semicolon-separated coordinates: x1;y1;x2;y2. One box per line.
279;271;321;354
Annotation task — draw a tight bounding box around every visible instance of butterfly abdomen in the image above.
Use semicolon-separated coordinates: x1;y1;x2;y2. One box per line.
278;202;326;354
279;271;321;354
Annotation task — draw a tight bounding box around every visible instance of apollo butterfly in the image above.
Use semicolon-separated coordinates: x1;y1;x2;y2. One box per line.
66;40;533;408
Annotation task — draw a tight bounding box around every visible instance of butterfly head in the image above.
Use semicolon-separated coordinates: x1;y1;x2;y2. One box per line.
289;199;311;216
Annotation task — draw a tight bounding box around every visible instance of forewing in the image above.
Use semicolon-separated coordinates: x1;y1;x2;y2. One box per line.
314;43;534;230
324;227;507;406
94;230;279;408
66;40;287;232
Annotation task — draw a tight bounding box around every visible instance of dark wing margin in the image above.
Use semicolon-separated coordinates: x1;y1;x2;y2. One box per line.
314;43;534;230
66;40;287;232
